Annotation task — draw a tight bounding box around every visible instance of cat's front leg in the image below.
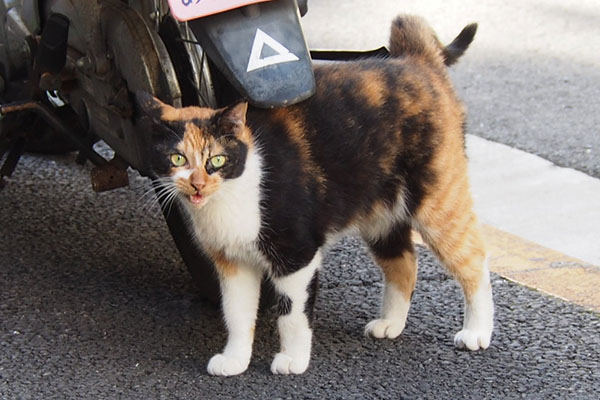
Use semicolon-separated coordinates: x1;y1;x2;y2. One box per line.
270;251;321;375
207;262;263;376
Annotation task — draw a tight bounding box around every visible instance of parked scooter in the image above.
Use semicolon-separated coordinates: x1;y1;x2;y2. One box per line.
0;0;386;302
0;0;314;301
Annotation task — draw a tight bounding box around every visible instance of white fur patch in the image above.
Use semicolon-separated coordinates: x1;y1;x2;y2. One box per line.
358;191;409;243
454;259;494;350
365;283;411;339
173;168;194;180
322;194;409;252
272;251;321;304
183;149;266;267
271;251;321;375
207;264;263;376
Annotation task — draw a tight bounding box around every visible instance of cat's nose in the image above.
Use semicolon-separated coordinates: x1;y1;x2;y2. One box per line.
190;171;206;192
191;181;205;192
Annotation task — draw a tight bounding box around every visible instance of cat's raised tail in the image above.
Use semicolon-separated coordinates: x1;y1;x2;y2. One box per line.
389;14;478;67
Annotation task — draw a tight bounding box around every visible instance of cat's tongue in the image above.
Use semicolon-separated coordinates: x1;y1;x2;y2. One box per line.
189;194;204;204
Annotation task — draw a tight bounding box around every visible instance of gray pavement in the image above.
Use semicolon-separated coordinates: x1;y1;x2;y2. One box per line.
2;0;600;399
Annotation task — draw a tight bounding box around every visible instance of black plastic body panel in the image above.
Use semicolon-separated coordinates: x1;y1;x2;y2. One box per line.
310;47;390;61
188;0;315;108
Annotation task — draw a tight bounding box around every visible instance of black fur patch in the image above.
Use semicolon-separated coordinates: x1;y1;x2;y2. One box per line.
251;59;445;278
305;270;319;324
145;123;184;176
367;222;413;260
205;139;248;180
276;294;292;317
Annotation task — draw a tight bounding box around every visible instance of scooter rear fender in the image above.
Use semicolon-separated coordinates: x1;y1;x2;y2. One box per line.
187;0;315;108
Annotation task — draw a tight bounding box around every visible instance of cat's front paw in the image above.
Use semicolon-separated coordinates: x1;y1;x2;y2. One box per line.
207;353;249;376
271;352;310;375
364;318;405;339
454;329;491;351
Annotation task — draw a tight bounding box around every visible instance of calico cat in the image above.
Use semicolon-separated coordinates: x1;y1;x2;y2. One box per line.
136;15;493;376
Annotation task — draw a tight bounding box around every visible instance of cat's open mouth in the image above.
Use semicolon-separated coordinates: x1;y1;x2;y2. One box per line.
189;193;204;205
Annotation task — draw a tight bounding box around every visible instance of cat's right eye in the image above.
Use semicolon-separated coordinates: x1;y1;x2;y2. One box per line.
170;153;187;167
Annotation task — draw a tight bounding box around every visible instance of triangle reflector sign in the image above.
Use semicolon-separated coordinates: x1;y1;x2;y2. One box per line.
246;28;300;72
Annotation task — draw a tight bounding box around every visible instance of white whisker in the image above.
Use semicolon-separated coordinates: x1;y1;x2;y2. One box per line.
138;177;181;217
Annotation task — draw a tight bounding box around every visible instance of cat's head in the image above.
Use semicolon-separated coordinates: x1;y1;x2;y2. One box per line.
136;91;251;208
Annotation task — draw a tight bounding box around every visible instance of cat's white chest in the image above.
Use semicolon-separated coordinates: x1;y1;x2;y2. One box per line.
184;151;263;260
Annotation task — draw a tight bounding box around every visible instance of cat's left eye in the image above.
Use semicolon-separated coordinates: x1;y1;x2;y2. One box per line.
170;153;187;167
209;155;227;169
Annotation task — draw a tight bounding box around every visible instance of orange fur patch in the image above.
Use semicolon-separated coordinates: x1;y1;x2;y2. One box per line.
160;104;215;122
413;107;487;299
272;109;326;191
171;122;226;198
179;122;208;159
209;250;239;278
375;251;417;300
236;126;254;149
360;70;387;108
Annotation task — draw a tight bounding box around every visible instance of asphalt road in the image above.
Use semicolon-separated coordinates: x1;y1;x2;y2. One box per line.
2;0;600;399
2;160;599;399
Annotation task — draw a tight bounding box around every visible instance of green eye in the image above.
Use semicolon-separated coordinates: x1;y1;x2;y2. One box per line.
170;153;187;167
209;155;227;169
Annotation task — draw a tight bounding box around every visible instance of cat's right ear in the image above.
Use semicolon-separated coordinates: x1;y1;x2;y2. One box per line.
134;91;172;124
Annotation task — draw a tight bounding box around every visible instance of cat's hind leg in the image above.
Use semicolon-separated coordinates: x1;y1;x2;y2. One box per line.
414;181;494;351
207;259;263;376
270;250;321;375
364;222;417;339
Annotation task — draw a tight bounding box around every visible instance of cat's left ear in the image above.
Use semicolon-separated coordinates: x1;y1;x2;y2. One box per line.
134;90;174;124
219;101;248;131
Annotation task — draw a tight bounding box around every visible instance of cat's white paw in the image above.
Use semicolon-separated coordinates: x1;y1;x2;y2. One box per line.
364;318;405;339
207;353;249;376
455;266;494;351
454;329;491;351
271;352;310;375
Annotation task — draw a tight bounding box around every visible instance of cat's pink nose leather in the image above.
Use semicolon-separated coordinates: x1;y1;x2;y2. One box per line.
191;172;206;191
191;181;205;192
